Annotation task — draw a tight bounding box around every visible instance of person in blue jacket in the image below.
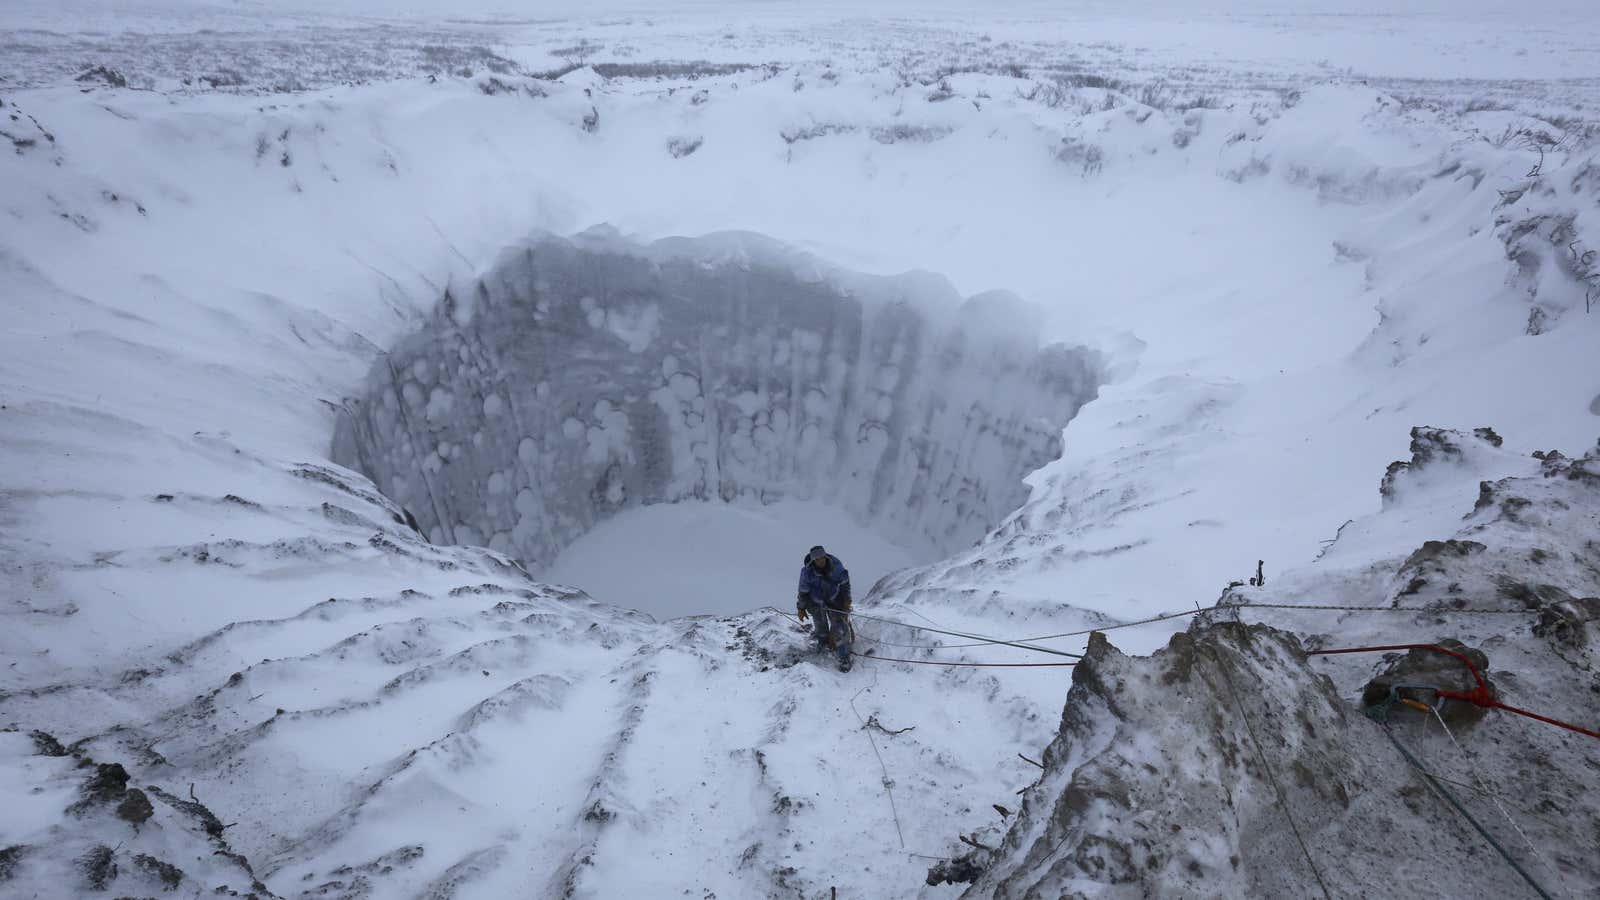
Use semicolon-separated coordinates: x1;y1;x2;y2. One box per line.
797;544;853;672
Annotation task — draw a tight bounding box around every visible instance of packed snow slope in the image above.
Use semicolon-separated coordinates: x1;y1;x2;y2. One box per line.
3;3;1600;898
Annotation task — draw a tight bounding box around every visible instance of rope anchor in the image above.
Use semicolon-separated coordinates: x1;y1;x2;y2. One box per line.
1310;643;1600;742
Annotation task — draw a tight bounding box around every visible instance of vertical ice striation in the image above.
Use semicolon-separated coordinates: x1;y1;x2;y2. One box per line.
333;230;1102;569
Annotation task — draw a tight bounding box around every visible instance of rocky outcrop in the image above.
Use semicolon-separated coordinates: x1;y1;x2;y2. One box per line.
1394;435;1600;613
1494;154;1600;335
968;434;1600;900
0;730;271;897
964;621;1596;899
1379;426;1504;504
333;230;1102;567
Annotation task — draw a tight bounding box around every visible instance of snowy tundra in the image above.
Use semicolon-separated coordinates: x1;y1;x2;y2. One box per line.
2;1;1598;898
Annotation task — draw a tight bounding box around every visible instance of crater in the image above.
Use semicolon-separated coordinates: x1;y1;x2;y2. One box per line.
332;230;1103;616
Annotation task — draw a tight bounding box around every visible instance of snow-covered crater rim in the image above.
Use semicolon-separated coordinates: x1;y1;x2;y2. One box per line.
332;229;1105;573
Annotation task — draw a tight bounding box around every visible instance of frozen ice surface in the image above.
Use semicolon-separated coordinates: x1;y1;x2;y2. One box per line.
545;498;923;618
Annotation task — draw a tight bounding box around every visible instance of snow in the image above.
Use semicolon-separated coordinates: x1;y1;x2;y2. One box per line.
545;499;924;618
2;1;1598;897
0;734;78;841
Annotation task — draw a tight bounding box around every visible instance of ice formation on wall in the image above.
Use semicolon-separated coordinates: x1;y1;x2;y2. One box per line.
333;230;1103;568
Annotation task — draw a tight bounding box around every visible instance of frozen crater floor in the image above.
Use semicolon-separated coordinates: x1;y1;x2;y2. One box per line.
544;499;923;618
4;2;1600;898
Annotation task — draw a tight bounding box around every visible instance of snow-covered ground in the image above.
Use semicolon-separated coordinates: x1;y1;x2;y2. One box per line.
2;1;1598;897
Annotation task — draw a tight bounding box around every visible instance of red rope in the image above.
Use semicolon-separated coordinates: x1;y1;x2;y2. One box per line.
1307;643;1492;697
854;652;1076;669
1308;643;1600;742
1459;698;1600;741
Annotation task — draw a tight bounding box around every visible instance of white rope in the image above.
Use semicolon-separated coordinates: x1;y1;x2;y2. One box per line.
1428;706;1572;899
848;671;906;850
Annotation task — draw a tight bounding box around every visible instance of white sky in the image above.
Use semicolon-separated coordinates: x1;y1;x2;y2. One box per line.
4;0;1590;20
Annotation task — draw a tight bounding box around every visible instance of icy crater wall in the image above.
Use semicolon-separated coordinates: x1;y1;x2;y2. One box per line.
332;231;1102;569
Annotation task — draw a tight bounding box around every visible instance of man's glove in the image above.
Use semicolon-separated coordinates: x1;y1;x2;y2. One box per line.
796;606;808;622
